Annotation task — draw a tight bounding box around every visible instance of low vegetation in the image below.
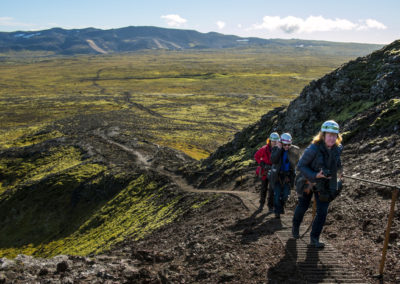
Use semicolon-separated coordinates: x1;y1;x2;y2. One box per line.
0;46;380;258
0;141;211;258
0;47;362;159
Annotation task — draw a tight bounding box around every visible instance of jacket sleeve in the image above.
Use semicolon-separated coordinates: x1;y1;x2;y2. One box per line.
270;146;282;164
297;144;318;182
254;147;264;164
289;145;300;169
265;145;272;165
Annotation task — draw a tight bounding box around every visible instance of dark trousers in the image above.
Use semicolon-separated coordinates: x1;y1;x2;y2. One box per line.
273;182;290;214
292;191;330;241
259;179;274;209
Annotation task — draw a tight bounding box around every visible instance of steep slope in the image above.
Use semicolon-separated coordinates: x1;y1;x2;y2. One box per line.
0;26;382;56
186;39;400;188
0;116;213;258
181;39;400;282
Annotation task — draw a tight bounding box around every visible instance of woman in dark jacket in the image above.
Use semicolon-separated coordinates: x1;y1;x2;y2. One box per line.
292;120;343;248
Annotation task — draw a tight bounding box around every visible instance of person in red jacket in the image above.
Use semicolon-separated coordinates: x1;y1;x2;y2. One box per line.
254;132;280;212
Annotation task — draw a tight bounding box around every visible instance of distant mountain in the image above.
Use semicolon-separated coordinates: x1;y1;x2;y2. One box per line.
0;26;382;56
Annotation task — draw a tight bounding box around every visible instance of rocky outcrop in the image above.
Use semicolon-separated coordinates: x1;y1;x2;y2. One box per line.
0;254;160;283
280;40;400;143
185;40;400;188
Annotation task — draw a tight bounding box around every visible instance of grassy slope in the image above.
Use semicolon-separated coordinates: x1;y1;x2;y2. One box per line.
0;135;211;258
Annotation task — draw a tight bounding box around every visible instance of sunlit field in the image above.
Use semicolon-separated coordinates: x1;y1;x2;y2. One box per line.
0;47;358;159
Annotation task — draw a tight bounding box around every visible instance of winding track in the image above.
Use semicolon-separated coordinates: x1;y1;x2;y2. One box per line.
98;133;369;283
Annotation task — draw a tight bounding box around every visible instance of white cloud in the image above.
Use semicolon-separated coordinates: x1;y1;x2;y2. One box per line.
363;19;387;30
237;24;242;29
216;21;226;29
0;16;32;28
253;15;386;34
161;14;187;27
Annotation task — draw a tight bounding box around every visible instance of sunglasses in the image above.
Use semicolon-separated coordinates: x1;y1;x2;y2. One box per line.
283;144;291;147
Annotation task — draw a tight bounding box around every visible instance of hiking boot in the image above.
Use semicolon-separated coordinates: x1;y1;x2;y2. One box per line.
268;207;274;214
281;200;286;214
310;237;325;248
292;226;300;239
275;213;280;219
257;203;264;212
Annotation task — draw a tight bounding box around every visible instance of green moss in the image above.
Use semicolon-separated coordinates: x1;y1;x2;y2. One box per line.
0;167;210;258
385;48;400;56
332;100;376;124
191;199;210;209
0;146;83;193
36;177;184;256
0;161;108;257
371;99;400;128
0;49;354;157
10;130;64;148
237;159;254;169
0;125;44;150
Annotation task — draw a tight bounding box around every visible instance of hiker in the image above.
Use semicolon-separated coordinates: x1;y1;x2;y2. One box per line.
270;133;300;219
292;120;343;248
254;132;280;213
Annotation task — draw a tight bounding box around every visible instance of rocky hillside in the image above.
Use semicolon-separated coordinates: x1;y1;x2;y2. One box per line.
186;39;400;188
179;39;400;282
0;26;382;56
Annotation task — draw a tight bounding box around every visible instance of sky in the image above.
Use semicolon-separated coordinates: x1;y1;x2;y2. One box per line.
0;0;399;44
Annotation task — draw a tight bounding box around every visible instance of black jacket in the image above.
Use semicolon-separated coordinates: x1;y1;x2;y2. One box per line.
269;145;300;187
297;142;343;196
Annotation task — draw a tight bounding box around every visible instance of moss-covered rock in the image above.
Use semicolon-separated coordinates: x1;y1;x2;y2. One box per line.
0;135;210;258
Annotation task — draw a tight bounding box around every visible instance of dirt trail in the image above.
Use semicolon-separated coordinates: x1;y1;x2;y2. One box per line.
94;130;151;168
97;134;368;283
96;130;260;209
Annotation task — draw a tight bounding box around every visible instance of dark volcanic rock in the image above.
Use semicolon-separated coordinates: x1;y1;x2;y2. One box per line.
185;40;400;188
56;261;69;273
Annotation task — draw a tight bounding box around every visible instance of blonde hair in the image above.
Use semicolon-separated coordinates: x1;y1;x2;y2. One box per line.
312;131;342;146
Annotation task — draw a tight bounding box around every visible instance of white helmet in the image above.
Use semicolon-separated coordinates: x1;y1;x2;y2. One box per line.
269;132;280;141
280;133;292;144
321;120;339;134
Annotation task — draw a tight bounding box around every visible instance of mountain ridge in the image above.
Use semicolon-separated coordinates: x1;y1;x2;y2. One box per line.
0;25;382;56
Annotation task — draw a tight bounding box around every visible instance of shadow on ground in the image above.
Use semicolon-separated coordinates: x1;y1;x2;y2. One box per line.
228;209;285;244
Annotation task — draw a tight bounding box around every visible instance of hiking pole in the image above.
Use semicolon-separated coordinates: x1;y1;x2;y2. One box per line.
301;194;317;238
